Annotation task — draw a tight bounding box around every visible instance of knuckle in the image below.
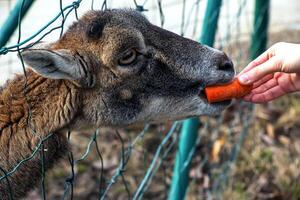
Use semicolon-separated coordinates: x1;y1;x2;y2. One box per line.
251;60;259;67
262;93;269;102
274;58;284;71
274;42;285;48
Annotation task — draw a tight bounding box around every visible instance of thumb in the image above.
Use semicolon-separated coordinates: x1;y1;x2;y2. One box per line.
238;56;281;84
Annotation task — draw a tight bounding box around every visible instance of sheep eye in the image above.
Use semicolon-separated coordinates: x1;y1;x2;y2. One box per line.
118;49;137;65
87;22;102;39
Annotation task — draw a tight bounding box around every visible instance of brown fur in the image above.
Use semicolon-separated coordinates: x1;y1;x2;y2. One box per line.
0;71;78;198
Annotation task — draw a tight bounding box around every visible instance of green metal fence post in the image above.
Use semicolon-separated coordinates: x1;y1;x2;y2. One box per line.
0;0;35;48
168;1;223;200
200;0;223;46
251;0;270;59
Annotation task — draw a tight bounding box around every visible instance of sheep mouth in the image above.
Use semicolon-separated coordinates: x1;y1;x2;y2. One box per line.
198;89;208;102
199;90;232;108
185;82;214;103
197;84;232;106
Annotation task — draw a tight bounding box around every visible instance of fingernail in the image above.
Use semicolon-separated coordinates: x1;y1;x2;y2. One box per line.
238;74;250;84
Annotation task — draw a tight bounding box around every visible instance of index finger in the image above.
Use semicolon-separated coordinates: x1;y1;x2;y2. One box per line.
239;48;273;75
238;56;281;84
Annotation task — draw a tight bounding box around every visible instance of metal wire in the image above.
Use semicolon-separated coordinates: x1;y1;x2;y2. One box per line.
0;0;256;199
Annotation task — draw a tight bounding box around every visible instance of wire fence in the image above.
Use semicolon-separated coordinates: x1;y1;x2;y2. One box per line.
0;0;260;199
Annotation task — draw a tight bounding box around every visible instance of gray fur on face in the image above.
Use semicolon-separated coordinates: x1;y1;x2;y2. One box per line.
22;9;235;128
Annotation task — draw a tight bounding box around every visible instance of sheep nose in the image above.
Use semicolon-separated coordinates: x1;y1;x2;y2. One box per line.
219;60;234;71
217;53;234;73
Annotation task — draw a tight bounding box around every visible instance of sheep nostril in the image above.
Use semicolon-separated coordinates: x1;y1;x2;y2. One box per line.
219;60;234;71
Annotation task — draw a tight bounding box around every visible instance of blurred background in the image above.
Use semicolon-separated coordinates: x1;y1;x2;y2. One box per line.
1;0;300;199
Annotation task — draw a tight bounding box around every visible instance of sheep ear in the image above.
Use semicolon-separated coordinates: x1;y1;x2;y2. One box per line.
20;48;82;80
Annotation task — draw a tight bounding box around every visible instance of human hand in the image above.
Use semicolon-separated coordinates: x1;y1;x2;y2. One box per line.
237;42;300;103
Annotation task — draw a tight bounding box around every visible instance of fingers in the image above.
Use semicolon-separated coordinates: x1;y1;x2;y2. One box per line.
239;48;272;74
242;77;277;102
252;85;286;103
238;43;300;103
244;85;286;103
242;73;300;103
238;56;281;85
252;74;274;89
251;77;277;94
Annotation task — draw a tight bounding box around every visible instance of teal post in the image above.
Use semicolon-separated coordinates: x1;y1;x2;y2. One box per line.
200;0;223;46
168;1;223;200
251;0;270;59
0;0;35;48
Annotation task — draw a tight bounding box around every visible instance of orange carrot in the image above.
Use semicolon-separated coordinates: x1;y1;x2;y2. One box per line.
204;78;253;103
